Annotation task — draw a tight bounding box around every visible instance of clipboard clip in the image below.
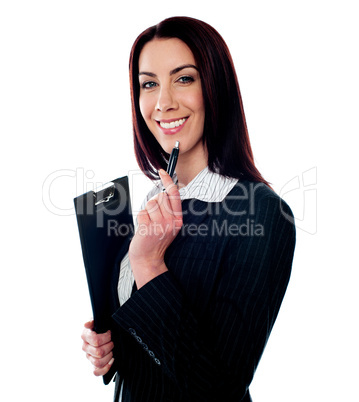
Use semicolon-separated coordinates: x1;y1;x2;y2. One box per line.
94;182;115;206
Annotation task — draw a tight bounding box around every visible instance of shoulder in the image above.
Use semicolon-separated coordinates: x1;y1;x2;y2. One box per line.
228;179;278;202
223;180;295;228
221;180;296;257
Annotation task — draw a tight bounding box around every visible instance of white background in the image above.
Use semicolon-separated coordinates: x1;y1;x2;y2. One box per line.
1;1;358;400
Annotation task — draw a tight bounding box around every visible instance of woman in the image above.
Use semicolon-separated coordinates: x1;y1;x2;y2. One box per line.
81;16;296;402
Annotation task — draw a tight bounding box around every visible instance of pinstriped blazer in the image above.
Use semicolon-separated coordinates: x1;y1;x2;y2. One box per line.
106;180;296;402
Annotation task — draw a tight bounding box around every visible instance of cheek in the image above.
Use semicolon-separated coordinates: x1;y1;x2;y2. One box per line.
139;95;152;122
182;90;205;116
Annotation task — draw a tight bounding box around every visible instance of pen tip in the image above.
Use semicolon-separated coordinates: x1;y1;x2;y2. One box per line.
175;141;180;148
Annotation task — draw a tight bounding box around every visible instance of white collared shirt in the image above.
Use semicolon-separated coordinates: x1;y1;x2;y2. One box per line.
117;167;238;306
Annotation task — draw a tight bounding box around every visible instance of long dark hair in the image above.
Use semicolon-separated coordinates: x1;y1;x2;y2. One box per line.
129;16;269;186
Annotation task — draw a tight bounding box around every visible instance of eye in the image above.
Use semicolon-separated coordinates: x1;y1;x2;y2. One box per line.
141;81;158;89
177;76;194;84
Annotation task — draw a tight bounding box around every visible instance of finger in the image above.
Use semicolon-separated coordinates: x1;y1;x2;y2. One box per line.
81;328;112;347
159;170;182;216
159;169;178;194
145;199;163;222
157;191;175;219
86;350;114;369
93;358;115;377
84;320;94;329
136;208;150;226
83;340;114;359
82;329;112;347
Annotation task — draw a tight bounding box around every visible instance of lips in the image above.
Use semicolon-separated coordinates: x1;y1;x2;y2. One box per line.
159;117;187;129
156;117;189;135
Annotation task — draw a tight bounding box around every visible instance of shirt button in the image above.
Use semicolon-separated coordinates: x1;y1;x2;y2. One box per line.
129;328;136;336
148;351;155;357
135;336;142;344
154;358;161;365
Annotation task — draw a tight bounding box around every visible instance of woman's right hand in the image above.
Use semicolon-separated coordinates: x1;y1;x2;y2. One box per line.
81;320;115;376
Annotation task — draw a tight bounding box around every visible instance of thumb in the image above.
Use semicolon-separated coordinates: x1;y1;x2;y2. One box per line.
84;319;94;329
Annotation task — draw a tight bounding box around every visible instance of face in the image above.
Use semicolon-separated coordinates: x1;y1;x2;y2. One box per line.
138;38;206;164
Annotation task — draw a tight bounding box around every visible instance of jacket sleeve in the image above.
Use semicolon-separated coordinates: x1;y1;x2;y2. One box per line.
112;195;296;400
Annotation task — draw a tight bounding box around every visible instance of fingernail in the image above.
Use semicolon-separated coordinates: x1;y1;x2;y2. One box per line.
108;358;114;366
159;169;166;176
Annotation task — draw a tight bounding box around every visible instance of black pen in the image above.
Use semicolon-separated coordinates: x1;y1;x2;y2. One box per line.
162;141;179;192
166;140;180;178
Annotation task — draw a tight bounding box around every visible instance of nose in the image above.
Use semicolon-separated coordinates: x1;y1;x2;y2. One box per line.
155;86;178;112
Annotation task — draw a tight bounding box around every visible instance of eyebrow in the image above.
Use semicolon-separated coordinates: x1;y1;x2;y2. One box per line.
138;64;199;78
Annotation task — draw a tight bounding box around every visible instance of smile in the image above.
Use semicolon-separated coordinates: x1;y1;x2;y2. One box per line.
158;118;188;129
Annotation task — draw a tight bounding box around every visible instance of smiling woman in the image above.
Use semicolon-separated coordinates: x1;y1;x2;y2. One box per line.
138;38;206;185
81;16;296;402
129;17;271;186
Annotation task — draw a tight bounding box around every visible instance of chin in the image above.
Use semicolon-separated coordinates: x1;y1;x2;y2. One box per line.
156;137;180;155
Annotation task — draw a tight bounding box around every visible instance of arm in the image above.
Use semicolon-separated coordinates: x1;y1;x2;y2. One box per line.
113;194;296;400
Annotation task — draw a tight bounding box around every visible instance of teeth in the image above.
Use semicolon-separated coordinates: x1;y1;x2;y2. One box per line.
160;118;187;129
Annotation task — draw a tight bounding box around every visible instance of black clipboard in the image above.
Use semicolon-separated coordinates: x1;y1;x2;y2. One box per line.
74;176;134;334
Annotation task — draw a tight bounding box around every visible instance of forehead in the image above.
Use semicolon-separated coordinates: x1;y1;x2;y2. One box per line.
138;38;196;72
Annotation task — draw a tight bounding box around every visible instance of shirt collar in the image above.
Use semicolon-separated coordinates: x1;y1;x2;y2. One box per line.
144;167;238;205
